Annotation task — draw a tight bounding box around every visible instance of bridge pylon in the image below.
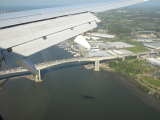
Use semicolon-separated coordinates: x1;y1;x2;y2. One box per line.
33;69;43;83
94;60;100;71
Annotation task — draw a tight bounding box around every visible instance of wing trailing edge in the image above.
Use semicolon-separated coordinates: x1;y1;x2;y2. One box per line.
0;12;99;56
0;0;148;56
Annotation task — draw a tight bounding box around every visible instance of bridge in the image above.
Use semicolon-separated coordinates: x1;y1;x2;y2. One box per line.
33;51;160;71
0;55;128;81
0;51;159;82
35;56;120;70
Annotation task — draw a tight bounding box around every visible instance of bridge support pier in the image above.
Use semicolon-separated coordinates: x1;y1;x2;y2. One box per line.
148;53;151;58
122;57;126;61
33;69;43;83
137;55;141;59
94;60;100;71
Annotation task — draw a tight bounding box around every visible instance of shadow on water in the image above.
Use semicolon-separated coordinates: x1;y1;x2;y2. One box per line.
1;65;160;120
81;95;96;100
0;114;3;120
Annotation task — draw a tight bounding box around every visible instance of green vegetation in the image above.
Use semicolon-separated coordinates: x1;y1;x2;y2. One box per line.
96;7;160;54
109;58;160;87
97;3;160;97
126;44;148;53
97;6;160;35
109;59;153;76
96;6;160;45
99;35;148;53
143;77;160;87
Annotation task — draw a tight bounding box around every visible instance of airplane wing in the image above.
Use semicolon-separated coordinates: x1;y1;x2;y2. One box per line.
0;0;147;57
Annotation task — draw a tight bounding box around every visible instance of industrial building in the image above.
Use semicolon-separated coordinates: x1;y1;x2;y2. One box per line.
87;33;115;39
136;38;154;43
144;42;160;50
87;49;112;57
94;42;134;50
147;58;160;67
87;49;133;57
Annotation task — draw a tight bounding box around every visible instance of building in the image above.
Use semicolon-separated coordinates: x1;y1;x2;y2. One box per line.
87;33;115;39
87;49;133;57
135;31;158;42
111;50;133;56
147;58;160;67
144;42;160;50
136;38;154;43
98;42;134;50
87;49;112;57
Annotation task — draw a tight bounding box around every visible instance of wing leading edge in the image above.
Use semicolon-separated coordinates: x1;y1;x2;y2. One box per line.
0;0;147;29
0;12;99;56
0;0;148;56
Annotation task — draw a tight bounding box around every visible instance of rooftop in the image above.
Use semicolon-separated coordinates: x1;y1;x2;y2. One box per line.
99;42;134;49
144;42;160;49
87;49;133;57
147;57;160;66
88;33;115;39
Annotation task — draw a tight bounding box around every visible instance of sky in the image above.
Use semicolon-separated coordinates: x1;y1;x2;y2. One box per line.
0;0;111;7
0;0;159;8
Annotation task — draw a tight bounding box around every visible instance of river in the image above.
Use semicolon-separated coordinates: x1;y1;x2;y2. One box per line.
0;46;160;120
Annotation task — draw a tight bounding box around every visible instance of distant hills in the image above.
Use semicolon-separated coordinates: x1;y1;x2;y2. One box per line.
129;0;160;8
0;0;160;14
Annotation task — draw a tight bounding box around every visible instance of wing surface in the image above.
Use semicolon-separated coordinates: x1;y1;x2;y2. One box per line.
0;0;147;56
0;0;146;28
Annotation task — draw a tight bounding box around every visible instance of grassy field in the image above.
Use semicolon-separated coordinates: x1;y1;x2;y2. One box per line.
109;58;160;87
143;77;160;87
126;44;148;53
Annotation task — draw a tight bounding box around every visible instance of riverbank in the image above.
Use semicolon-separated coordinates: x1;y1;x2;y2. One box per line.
100;58;160;100
83;62;160;111
1;58;160;101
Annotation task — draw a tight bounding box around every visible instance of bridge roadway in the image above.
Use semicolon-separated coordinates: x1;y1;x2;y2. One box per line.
0;51;158;79
0;55;124;77
36;50;159;70
35;56;120;70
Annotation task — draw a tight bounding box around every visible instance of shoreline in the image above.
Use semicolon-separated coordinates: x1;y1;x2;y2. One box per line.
1;62;160;111
101;63;160;111
118;73;160;112
84;63;160;111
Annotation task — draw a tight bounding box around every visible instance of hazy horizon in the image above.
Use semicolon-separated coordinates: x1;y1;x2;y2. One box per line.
0;0;159;8
1;0;115;8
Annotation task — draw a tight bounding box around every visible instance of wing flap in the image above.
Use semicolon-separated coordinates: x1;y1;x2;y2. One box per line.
12;21;97;56
0;0;148;57
0;12;99;49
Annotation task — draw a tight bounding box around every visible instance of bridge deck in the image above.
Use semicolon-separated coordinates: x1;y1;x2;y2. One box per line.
0;56;122;77
0;51;158;78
